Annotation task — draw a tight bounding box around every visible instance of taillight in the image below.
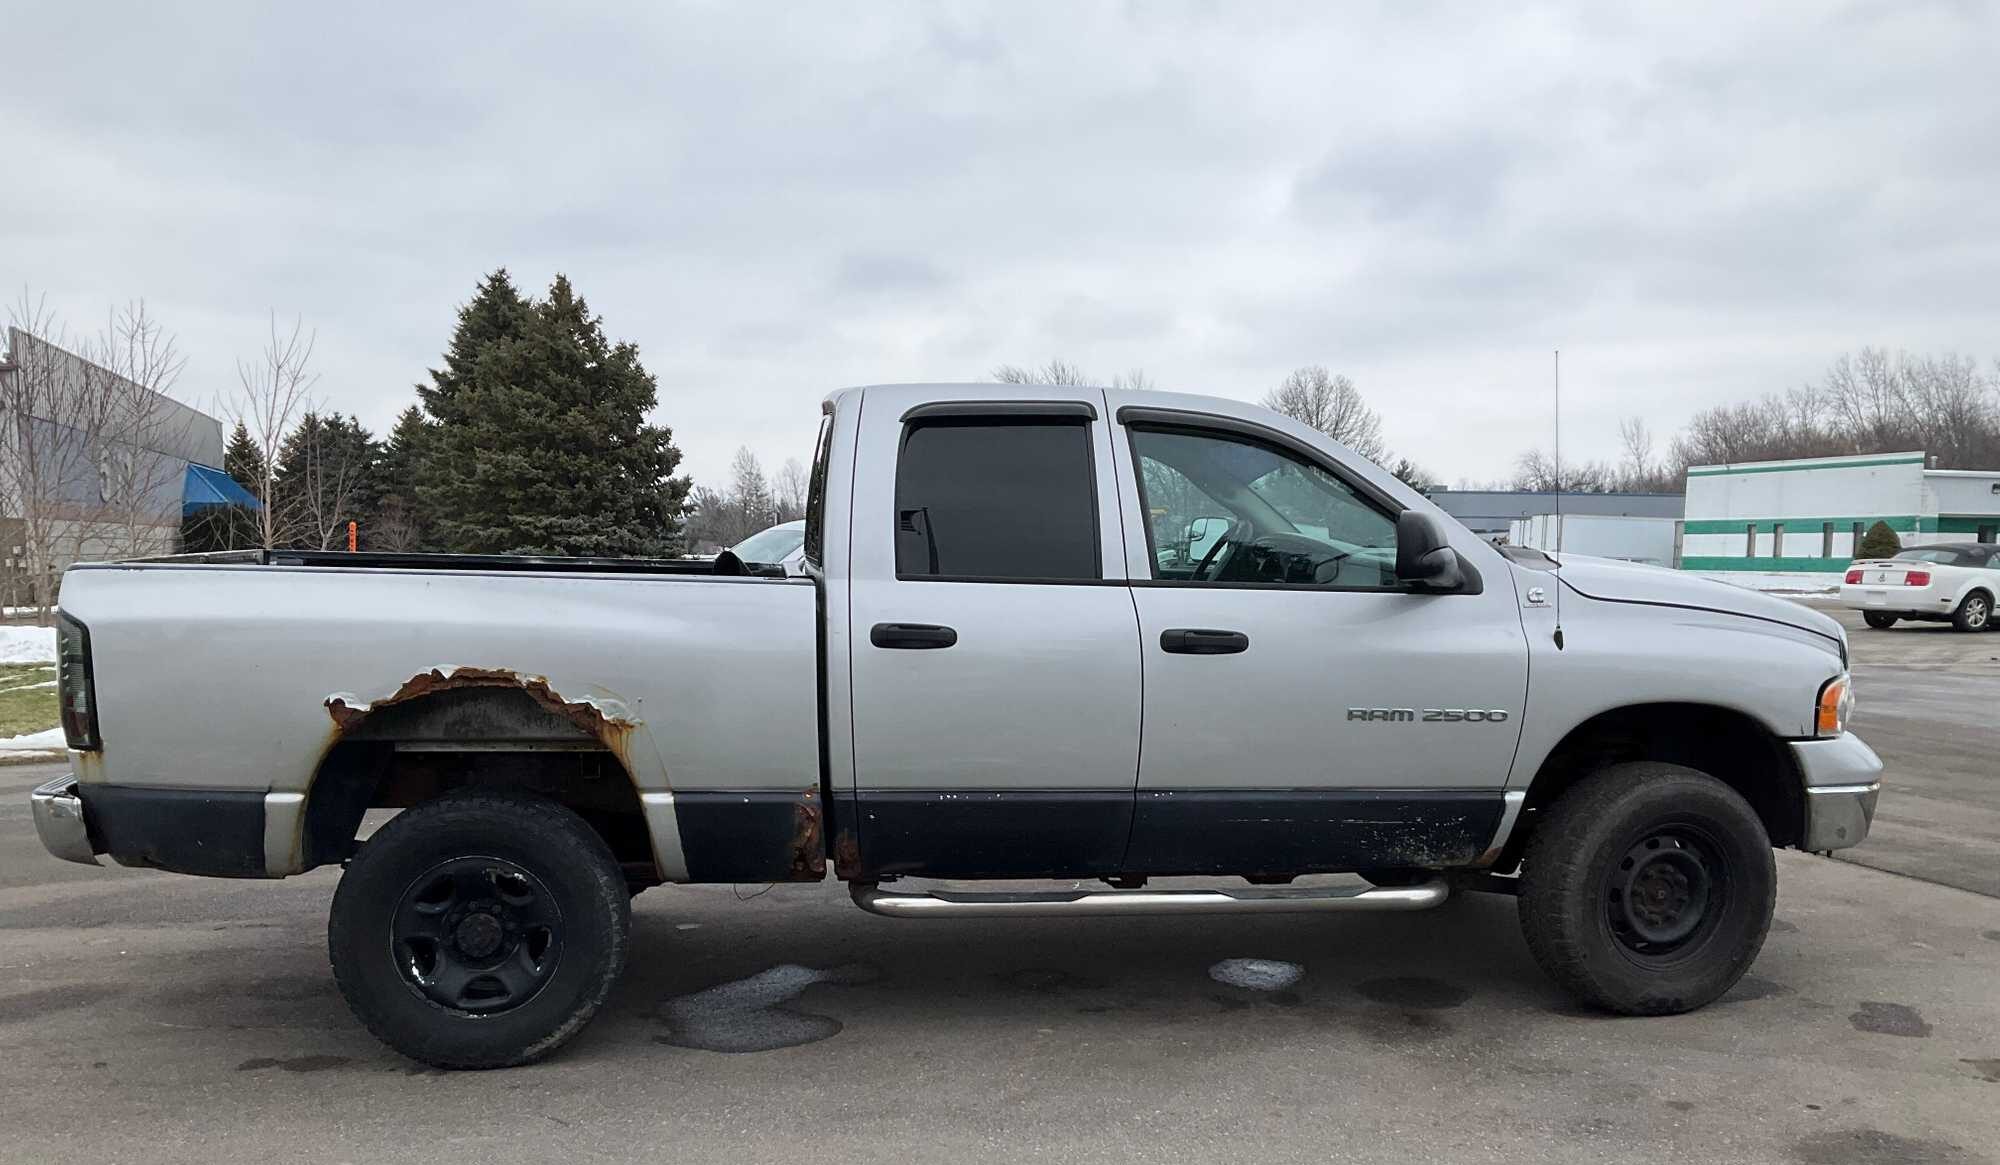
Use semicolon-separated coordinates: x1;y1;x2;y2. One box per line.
56;613;100;751
1904;570;1930;586
1844;569;1862;584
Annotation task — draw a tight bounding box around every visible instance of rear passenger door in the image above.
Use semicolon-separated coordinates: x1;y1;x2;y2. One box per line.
844;388;1143;879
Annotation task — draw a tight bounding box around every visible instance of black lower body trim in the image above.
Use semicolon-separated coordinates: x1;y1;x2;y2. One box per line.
675;789;826;883
845;790;1133;880
76;785;268;877
1125;788;1503;877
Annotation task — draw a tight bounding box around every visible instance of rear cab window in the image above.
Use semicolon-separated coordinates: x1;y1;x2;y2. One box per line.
894;416;1100;581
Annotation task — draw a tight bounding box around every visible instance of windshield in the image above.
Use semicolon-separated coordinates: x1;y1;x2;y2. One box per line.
1893;547;1973;565
731;522;805;563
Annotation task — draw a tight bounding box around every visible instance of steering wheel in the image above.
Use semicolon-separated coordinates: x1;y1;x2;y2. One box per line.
1192;519;1255;581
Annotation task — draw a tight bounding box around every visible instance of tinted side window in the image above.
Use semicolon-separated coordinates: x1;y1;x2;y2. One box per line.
895;419;1099;580
1130;426;1398;588
803;412;832;568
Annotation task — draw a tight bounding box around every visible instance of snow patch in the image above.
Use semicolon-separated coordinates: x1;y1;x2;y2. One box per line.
0;680;56;694
0;727;65;753
1208;958;1304;992
0;626;57;665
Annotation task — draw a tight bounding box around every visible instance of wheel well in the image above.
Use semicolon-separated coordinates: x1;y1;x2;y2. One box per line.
1502;703;1804;868
301;687;656;881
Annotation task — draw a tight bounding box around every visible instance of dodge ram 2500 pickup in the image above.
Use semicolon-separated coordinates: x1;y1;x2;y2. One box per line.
32;382;1883;1069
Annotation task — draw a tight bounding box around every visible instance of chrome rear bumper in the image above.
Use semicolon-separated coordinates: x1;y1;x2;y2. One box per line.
30;777;100;866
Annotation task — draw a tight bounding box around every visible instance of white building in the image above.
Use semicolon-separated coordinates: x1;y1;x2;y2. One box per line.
1681;451;2000;583
1507;513;1681;566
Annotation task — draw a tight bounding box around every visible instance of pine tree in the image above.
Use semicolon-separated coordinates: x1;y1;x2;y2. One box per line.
417;269;533;421
1857;520;1902;560
420;273;690;556
223;420;267;501
272;411;380;550
366;405;434;550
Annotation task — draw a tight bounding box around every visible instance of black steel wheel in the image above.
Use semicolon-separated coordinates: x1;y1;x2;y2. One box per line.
1519;762;1774;1015
1861;612;1897;630
391;856;563;1013
329;790;629;1069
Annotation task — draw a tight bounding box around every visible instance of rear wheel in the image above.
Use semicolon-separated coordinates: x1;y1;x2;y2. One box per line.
1518;762;1774;1015
1953;591;1992;633
329;790;630;1069
1861;612;1898;630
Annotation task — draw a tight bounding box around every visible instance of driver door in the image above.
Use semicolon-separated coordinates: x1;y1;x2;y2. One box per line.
1108;404;1529;876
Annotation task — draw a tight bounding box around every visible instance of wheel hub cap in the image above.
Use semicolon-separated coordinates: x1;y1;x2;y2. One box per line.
1606;831;1722;956
390;857;563;1014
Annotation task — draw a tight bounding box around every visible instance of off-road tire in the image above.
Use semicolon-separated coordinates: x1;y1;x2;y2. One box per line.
328;790;630;1069
1861;612;1898;630
1518;762;1774;1015
1953;591;1992;633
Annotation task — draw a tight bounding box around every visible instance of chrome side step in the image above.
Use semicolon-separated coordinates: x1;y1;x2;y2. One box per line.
850;878;1448;918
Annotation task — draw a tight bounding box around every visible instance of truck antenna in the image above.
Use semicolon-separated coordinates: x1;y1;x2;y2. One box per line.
1553;348;1565;650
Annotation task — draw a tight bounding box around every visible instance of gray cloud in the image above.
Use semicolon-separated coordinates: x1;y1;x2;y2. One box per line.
4;1;1997;489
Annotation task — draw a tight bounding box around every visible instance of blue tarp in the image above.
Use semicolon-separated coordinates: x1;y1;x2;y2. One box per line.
182;463;261;515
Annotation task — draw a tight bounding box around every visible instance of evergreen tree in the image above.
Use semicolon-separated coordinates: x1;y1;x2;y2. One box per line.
272;411;380;549
417;269;533;421
366;405;434;550
223;420;267;501
1856;520;1902;560
419;272;690;556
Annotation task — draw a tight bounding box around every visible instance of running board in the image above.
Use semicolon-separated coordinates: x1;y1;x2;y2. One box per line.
850;878;1449;918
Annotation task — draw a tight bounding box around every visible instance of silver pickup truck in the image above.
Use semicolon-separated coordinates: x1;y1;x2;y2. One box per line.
32;382;1883;1069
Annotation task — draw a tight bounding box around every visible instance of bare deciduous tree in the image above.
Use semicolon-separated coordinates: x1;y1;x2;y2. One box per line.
1261;366;1387;462
773;456;809;524
233;315;319;549
2;295;199;622
992;358;1093;386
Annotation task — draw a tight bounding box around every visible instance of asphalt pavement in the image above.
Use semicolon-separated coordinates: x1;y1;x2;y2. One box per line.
4;758;1999;1164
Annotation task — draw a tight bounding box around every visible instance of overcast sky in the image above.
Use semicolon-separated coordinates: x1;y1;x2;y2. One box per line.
6;1;1997;488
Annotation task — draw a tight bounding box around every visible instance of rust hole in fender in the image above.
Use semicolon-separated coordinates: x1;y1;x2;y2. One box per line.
832;827;862;881
324;666;638;762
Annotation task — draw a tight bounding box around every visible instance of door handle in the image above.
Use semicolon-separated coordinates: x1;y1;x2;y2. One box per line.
1160;628;1249;655
871;622;958;650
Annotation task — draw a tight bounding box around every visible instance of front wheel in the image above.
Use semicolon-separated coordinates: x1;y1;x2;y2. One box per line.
1861;612;1898;630
1518;762;1774;1015
328;790;630;1069
1953;591;1992;632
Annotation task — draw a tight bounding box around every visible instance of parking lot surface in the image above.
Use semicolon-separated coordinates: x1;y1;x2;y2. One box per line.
3;772;1997;1163
1817;605;2000;897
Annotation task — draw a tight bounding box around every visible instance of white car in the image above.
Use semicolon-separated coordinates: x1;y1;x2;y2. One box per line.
728;519;806;573
1840;543;2000;631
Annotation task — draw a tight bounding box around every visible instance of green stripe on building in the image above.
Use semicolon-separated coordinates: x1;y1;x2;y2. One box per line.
1682;515;1916;535
1681;556;1851;573
1685;455;1925;478
1933;516;2000;535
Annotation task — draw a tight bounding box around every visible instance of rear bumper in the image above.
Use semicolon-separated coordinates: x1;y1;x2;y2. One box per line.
29;779;295;877
1791;733;1884;852
30;777;99;866
1838;583;1954;617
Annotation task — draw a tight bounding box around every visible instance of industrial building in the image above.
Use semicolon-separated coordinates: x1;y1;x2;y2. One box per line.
1431;490;1685;541
1;326;254;608
1680;451;2000;581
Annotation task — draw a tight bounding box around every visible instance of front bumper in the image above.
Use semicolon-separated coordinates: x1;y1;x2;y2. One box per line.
30;777;99;866
1790;733;1884;852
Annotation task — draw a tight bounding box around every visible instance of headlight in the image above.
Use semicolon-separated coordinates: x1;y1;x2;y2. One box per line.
1815;673;1852;738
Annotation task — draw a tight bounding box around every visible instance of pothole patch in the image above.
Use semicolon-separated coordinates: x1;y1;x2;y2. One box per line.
1208;958;1304;992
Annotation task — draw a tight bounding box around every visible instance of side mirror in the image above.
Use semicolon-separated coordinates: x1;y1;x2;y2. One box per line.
1396;510;1464;591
